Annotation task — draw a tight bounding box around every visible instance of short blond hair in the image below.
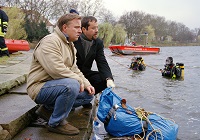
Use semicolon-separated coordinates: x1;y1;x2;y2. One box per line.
57;13;81;30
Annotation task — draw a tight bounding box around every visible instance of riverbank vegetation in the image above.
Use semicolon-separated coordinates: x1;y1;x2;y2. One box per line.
0;52;22;65
3;0;200;48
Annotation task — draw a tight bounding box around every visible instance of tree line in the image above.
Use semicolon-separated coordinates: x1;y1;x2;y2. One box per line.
3;0;200;47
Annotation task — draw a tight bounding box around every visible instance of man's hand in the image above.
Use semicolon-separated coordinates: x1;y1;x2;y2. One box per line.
86;85;95;95
107;79;115;88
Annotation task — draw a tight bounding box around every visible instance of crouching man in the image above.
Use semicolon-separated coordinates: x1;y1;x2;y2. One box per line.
27;13;95;135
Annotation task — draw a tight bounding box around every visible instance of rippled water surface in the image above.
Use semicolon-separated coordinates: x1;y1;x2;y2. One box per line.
95;46;200;140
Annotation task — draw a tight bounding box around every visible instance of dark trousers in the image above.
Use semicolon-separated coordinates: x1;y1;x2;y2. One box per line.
84;71;107;94
0;37;9;57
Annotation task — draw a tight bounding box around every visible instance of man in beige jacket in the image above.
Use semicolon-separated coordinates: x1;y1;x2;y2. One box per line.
27;13;95;135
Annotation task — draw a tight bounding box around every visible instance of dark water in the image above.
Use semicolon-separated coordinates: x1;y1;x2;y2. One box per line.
94;46;200;140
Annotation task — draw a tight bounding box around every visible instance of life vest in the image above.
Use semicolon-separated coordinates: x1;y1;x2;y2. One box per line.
162;63;182;79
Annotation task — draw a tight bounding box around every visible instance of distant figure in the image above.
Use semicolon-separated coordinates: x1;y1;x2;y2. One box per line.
0;4;9;57
132;41;136;46
69;9;79;15
161;57;181;79
130;57;146;71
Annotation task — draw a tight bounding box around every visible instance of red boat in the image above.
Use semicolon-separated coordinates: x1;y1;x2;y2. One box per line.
108;45;160;55
5;39;30;53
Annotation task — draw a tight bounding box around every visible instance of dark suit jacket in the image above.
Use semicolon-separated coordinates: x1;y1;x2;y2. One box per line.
74;37;113;81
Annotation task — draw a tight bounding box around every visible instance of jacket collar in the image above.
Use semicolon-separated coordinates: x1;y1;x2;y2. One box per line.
75;37;96;60
54;26;70;44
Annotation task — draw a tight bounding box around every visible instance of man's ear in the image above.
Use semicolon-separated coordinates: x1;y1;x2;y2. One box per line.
62;24;68;31
82;27;86;32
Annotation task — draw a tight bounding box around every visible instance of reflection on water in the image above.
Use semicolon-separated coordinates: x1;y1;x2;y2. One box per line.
95;46;200;140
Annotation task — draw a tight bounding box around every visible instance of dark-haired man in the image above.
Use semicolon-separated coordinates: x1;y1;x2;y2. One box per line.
74;16;115;94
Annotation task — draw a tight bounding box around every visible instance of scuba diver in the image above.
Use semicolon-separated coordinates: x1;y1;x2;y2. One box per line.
160;57;182;79
130;57;146;71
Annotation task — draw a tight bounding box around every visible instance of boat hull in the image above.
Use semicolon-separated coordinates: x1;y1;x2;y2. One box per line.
109;45;160;55
5;39;30;53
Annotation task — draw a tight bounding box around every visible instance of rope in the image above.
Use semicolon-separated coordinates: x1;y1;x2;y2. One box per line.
110;51;161;72
146;129;163;140
134;107;177;140
145;64;161;71
105;53;131;69
134;107;164;140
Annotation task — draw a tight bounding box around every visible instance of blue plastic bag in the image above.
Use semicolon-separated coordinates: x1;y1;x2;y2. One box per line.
97;88;179;139
145;114;179;140
97;87;143;137
92;119;101;140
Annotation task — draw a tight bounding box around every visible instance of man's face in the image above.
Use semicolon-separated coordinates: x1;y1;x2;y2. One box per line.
63;18;82;42
82;21;98;40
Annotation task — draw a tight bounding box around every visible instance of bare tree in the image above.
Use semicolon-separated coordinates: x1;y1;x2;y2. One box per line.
149;15;168;41
5;0;105;23
5;0;69;23
98;8;117;25
119;11;146;40
79;0;103;17
175;23;194;43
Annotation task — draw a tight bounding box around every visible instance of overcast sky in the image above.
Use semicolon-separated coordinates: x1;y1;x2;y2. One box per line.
102;0;199;29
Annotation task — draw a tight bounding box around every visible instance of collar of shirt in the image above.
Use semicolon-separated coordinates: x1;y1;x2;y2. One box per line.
63;32;69;42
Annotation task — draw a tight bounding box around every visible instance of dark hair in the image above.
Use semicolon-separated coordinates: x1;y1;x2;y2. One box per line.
81;16;97;30
57;13;81;31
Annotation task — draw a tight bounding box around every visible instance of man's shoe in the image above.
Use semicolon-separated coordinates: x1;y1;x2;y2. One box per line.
35;105;52;121
71;108;75;111
82;103;92;109
47;123;80;135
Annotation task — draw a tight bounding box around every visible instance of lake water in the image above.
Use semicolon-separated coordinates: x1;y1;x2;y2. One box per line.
94;46;200;140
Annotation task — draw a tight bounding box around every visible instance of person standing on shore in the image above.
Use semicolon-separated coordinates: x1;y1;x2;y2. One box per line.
27;13;95;135
73;16;115;94
0;4;9;57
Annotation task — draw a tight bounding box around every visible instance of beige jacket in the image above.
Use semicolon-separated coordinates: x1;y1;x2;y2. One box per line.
27;26;91;100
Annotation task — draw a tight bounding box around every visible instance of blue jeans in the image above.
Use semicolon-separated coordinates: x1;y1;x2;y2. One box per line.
35;78;94;127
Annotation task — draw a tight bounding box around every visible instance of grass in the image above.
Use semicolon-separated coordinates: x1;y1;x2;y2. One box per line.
0;55;12;65
0;52;22;65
